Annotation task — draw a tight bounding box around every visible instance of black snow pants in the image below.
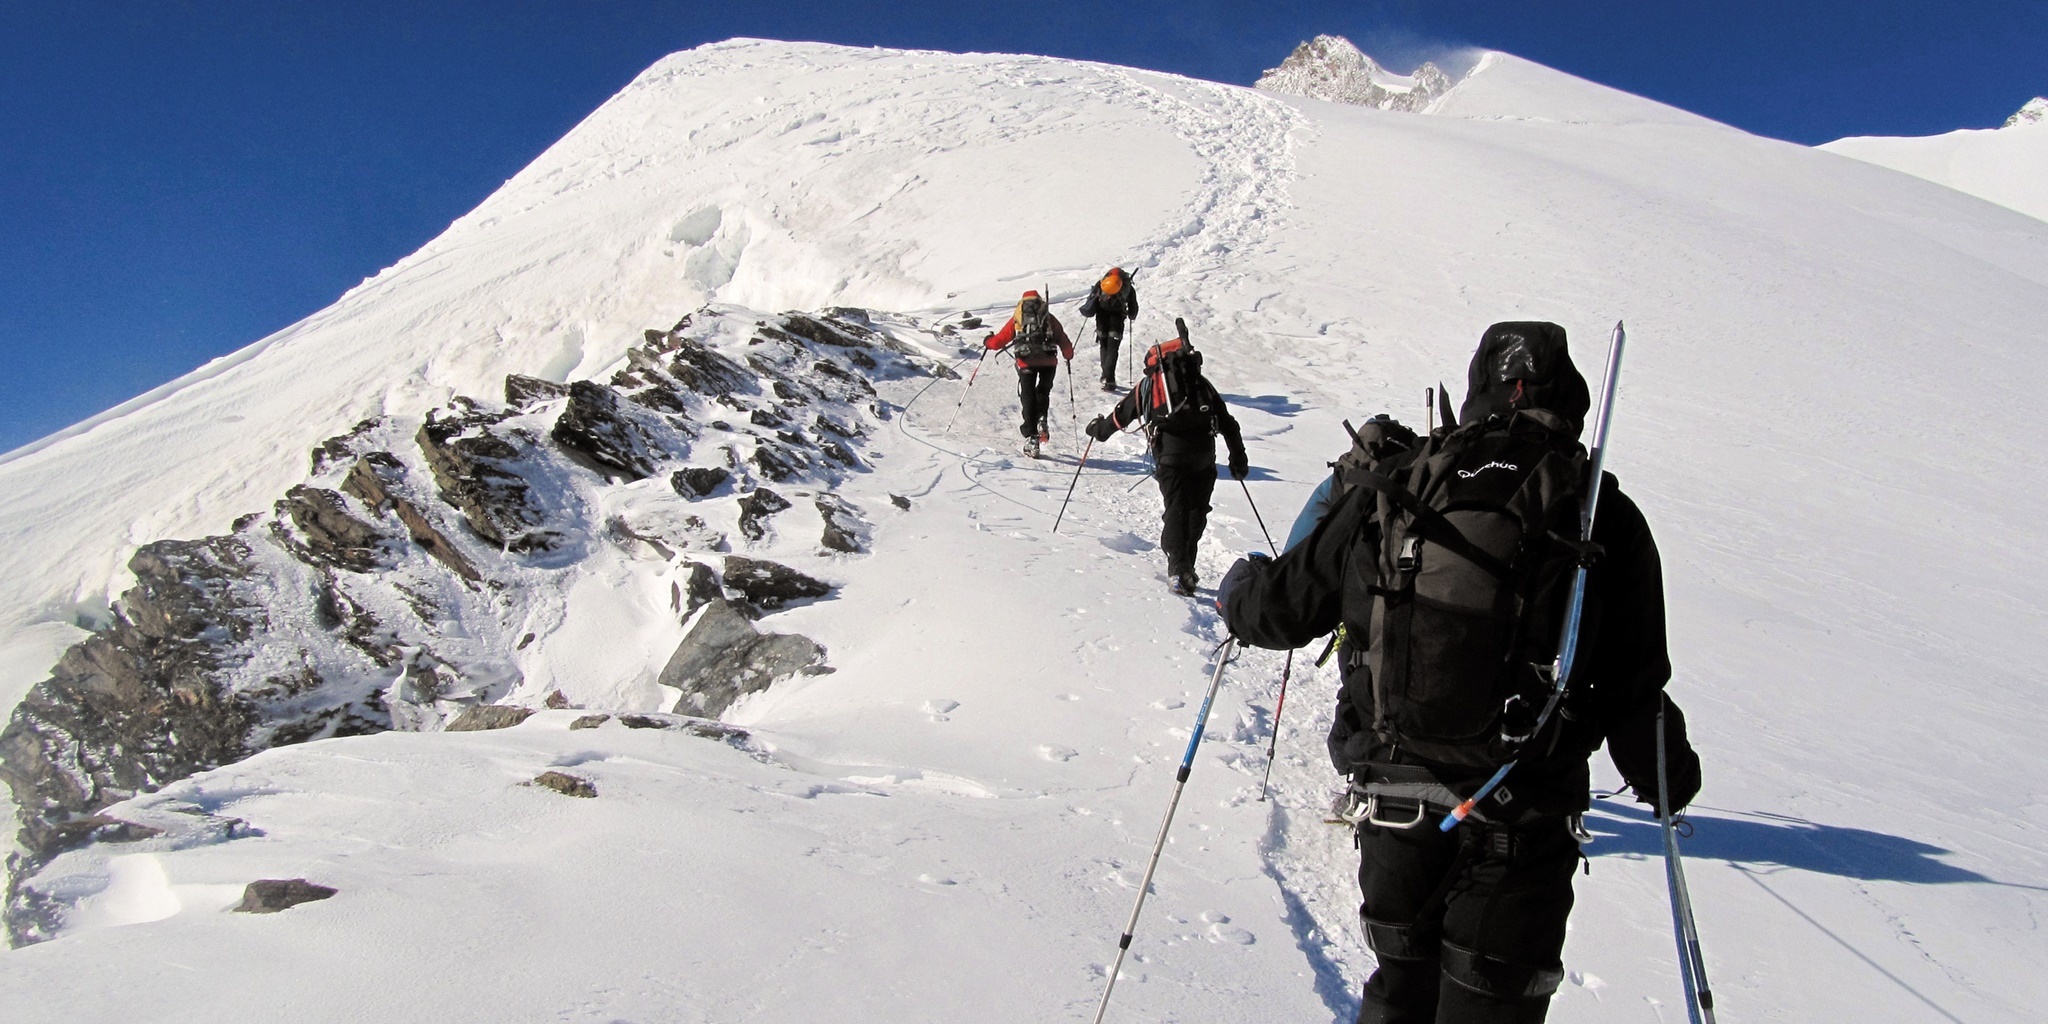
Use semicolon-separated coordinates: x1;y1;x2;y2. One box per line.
1095;316;1125;385
1354;813;1578;1024
1154;459;1217;579
1016;365;1058;439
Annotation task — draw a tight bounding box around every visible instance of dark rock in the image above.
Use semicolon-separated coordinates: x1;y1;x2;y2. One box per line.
277;485;388;572
342;455;483;583
671;466;731;498
819;439;862;469
816;497;868;554
617;714;669;730
530;771;596;798
736;488;793;541
40;815;164;857
750;440;808;483
658;600;827;718
310;418;385;476
681;562;721;616
722;556;832;611
233;878;337;914
807;359;876;401
418;411;556;552
813;413;863;439
444;706;535;732
666;337;752;396
0;537;262;862
748;407;786;428
544;690;571;710
960;316;983;329
890;494;912;510
504;374;571;409
551;380;661;481
627;385;689;414
569;714;610;731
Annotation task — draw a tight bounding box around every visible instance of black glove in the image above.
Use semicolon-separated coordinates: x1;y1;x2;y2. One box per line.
1213;552;1271;613
1085;416;1116;442
1228;453;1249;480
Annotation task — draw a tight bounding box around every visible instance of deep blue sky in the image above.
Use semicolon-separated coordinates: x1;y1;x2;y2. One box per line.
3;1;2041;453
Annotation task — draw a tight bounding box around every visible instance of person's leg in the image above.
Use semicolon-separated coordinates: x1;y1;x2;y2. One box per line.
1031;367;1056;437
1434;818;1579;1023
1016;368;1039;438
1354;820;1462;1024
1099;321;1122;385
1155;463;1190;579
1184;463;1215;571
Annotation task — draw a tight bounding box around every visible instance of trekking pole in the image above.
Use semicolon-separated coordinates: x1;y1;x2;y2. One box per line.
1255;649;1295;801
944;347;992;435
1441;320;1627;831
1067;358;1077;432
1052;437;1094;533
1659;705;1717;1024
1092;637;1237;1024
1237;478;1277;553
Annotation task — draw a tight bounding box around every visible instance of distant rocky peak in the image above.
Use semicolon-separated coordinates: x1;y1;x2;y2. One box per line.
2005;97;2047;129
1255;34;1454;113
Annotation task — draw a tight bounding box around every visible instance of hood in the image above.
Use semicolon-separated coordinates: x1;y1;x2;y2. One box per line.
1458;321;1590;438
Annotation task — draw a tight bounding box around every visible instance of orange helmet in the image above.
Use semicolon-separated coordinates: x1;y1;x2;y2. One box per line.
1100;268;1123;295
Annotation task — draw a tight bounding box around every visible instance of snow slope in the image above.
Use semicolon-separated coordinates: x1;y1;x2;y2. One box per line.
1821;97;2048;223
5;39;2048;1023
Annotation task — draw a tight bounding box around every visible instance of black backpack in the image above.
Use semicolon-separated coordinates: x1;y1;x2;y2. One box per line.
1342;409;1591;769
1011;292;1057;361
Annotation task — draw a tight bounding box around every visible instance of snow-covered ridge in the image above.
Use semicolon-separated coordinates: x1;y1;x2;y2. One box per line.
1255;34;1456;112
1820;96;2048;223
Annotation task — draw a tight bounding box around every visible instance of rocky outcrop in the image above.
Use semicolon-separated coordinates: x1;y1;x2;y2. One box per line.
659;600;828;718
722;556;832;612
417;404;559;552
234;879;337;914
736;487;793;540
671;466;731;498
504;373;571;409
1256;35;1453;113
3;302;926;947
529;771;596;798
551;381;665;481
342;453;483;583
276;486;390;572
445;706;536;732
816;495;869;553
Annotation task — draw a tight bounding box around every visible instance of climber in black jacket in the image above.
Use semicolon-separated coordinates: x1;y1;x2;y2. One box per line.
1218;321;1702;1024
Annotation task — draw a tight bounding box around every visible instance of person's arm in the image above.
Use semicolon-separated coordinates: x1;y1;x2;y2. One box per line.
984;318;1016;350
1079;289;1099;318
1219;484;1367;649
1212;384;1248;468
1585;482;1701;812
1282;473;1338;552
1051;315;1075;361
1126;285;1138;320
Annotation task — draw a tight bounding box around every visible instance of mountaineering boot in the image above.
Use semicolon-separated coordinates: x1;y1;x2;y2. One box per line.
1101;377;1118;393
1168;569;1198;596
1023;436;1041;459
